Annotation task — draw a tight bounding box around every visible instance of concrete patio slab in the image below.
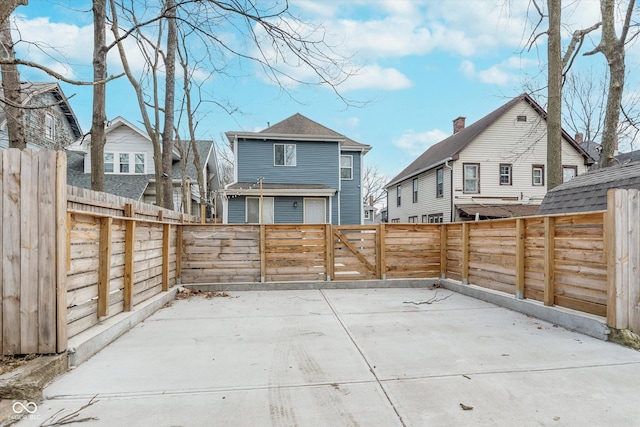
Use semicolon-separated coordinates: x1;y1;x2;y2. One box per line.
12;288;640;427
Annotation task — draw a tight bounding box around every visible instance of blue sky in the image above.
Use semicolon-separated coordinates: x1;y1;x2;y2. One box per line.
11;0;638;181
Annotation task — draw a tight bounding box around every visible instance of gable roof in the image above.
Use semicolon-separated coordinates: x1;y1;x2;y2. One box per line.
537;161;640;214
226;113;371;153
0;82;83;139
386;93;593;188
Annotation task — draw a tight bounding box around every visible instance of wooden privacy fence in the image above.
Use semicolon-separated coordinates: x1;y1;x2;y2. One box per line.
0;149;67;355
2;149;640;355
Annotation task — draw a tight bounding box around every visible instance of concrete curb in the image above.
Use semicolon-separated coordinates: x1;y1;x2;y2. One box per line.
67;288;178;368
439;279;610;340
184;278;439;292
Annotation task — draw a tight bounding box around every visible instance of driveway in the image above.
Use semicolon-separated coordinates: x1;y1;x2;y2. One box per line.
14;288;640;426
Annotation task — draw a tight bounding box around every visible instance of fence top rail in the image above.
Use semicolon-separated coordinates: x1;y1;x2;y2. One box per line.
67;208;183;226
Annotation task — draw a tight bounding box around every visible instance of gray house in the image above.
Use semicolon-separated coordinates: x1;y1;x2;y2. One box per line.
223;113;371;224
538;161;640;214
0;82;82;149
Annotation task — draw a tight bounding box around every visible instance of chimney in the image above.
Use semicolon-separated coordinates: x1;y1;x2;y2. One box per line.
574;132;584;144
369;195;374;206
453;116;466;134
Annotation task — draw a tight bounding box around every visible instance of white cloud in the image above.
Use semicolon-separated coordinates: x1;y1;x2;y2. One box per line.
339;64;412;92
461;57;536;86
393;128;449;156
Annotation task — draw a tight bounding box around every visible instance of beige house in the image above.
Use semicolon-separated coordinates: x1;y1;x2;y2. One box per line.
386;93;594;223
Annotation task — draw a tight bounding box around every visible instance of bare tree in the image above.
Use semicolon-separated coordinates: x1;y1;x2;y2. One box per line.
0;12;26;149
586;0;637;168
563;69;607;144
161;0;177;209
90;0;108;191
547;0;562;190
0;1;27;26
215;139;234;187
362;165;388;208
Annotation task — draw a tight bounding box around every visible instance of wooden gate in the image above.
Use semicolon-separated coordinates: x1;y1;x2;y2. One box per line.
332;226;379;280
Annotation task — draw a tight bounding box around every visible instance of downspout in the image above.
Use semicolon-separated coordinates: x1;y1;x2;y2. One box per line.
444;160;454;222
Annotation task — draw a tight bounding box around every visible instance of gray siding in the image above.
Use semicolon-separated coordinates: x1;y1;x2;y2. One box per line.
237;139;340;187
274;197;303;223
339;151;362;224
228;197;246;223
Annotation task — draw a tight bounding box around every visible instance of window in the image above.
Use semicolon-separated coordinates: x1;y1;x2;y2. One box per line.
119;153;130;173
246;197;274;223
135;154;145;174
463;163;480;193
563;165;577;182
274;144;296;166
364;210;370;219
391;218;400;223
436;168;444;198
104;153;114;173
428;213;444;223
532;165;545;186
396;185;401;207
340;155;353;179
408;216;418;223
413;178;418;203
421;214;428;223
104;152;146;175
500;164;512;185
45;113;55;139
516;115;527;122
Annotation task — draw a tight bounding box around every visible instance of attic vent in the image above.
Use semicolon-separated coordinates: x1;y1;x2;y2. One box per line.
516;115;527;122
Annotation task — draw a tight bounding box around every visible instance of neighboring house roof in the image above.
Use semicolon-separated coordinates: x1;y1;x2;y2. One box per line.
67;151;150;200
580;140;602;163
0;82;82;139
617;149;640;165
387;93;593;188
457;203;540;219
172;140;215;181
537;161;640;214
226;113;371;153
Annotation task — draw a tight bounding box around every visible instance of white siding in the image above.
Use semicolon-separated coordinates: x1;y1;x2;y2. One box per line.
387;165;452;222
84;125;156;174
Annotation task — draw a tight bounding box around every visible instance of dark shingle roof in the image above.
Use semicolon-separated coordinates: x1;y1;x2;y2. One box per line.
227;182;333;190
231;113;371;152
457;203;540;219
617;150;640;165
67;152;150;200
172;140;213;179
538;161;640;214
387;93;593;187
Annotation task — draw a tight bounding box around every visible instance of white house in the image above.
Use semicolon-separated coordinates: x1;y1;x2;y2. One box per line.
67;116;221;218
386;93;594;223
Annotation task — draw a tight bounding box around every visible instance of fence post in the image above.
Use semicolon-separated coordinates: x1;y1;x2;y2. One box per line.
98;217;113;317
260;224;266;283
440;224;447;279
515;218;525;299
176;225;183;285
543;216;555;306
123;204;136;311
56;151;68;353
325;224;333;281
379;224;387;280
461;222;469;285
162;223;170;291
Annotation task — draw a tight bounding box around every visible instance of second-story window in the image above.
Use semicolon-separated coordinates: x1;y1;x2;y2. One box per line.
135;154;145;174
500;164;512;185
563;165;577;182
436;168;444;198
341;155;353;179
396;184;401;207
274;143;296;166
120;153;130;173
104;152;146;175
45;112;55;140
463;163;480;193
104;153;114;173
532;165;545;186
413;178;418;203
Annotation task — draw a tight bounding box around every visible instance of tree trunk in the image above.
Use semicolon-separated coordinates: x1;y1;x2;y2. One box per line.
90;0;107;191
0;0;27;28
547;0;562;190
597;0;630;168
161;0;177;209
0;17;26;149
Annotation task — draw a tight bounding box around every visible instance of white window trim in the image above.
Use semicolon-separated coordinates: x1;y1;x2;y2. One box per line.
463;163;480;194
246;196;275;223
340;155;353;180
104;152;147;175
303;197;326;223
274;143;296;167
45;112;55;140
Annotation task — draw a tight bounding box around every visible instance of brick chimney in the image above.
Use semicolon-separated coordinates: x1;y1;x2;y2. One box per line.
453;116;466;134
574;132;583;144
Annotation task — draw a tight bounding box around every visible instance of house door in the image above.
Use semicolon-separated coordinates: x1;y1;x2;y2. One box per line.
304;198;326;223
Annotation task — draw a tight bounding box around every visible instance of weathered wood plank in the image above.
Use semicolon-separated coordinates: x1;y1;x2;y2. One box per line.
544;216;555;306
3;149;21;355
20;150;38;353
98;217;112;317
162;224;170;291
